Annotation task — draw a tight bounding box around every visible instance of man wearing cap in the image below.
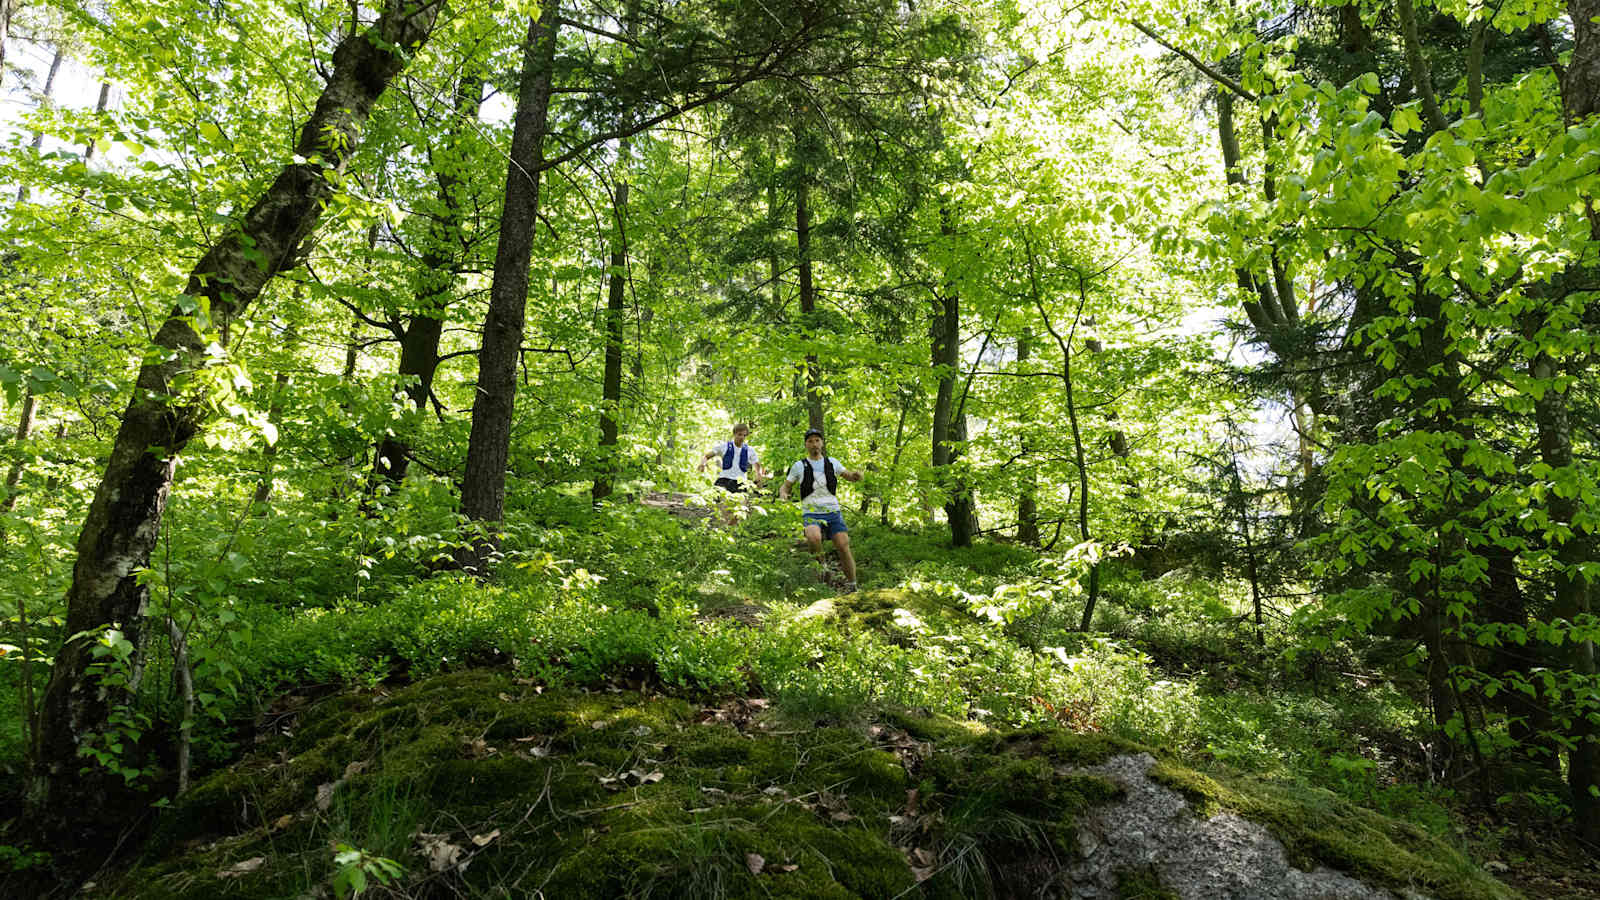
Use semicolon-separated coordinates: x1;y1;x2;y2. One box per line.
779;427;863;592
698;423;765;492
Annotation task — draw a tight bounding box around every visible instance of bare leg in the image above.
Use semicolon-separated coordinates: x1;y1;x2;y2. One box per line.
832;532;856;583
803;524;825;562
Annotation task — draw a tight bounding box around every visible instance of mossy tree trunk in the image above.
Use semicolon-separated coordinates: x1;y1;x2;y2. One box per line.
931;206;974;547
26;0;440;833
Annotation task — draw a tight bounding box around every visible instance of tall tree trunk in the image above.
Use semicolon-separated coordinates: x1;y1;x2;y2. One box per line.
1556;0;1600;839
13;47;62;205
592;175;628;502
768;179;783;311
594;2;638;504
375;73;483;486
1533;351;1599;840
455;4;561;572
1016;327;1039;545
881;386;912;525
796;176;823;433
931;208;974;546
26;0;439;831
1025;237;1098;625
0;0;20;91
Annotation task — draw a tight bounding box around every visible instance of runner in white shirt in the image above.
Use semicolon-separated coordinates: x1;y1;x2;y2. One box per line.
779;427;863;592
697;423;765;492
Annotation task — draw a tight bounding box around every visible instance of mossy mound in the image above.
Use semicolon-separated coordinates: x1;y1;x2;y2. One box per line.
102;669;1513;899
109;670;1134;899
823;587;979;638
1147;763;1515;900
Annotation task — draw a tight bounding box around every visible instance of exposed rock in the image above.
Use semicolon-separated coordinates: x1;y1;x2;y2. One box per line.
1064;753;1428;900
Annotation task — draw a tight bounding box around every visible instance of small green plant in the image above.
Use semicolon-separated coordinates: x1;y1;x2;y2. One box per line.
330;843;404;899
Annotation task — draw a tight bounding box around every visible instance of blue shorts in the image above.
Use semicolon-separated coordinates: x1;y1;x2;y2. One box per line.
803;510;848;538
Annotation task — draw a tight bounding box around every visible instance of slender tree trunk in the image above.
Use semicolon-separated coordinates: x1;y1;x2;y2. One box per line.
375;73;482;486
0;0;18;86
881;387;911;525
1228;441;1264;646
595;4;637;503
592;175;628;501
1026;240;1098;626
858;411;881;516
1533;351;1599;840
932;207;974;546
26;0;439;831
13;48;62;205
1016;327;1039;545
455;4;561;572
796;176;823;433
1555;1;1600;838
768;180;783;311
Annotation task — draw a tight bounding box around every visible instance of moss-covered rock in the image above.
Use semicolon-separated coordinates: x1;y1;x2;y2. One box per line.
1148;761;1513;900
103;670;1517;900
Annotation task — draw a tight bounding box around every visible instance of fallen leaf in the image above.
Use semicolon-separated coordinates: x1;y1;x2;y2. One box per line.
514;735;540;742
905;788;920;816
912;848;936;867
774;863;799;873
498;692;516;702
471;829;501;847
591;720;609;730
315;781;338;811
343;761;368;779
415;832;463;873
761;786;785;796
528;745;551;758
272;814;295;831
830;811;855;822
218;857;265;879
746;852;765;875
640;770;664;784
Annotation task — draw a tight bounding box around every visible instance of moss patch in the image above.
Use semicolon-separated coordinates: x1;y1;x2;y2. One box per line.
1148;761;1517;900
109;671;1147;899
827;587;977;638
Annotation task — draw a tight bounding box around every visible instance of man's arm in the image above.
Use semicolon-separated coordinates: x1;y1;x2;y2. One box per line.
696;445;720;472
778;470;794;500
841;468;863;483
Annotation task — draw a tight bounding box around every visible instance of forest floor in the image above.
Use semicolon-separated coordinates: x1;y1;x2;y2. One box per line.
3;497;1596;898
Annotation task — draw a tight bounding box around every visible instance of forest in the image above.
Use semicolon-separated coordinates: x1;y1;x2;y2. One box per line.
0;0;1597;896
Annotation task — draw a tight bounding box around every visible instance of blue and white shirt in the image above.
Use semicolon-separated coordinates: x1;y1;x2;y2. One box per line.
714;440;759;482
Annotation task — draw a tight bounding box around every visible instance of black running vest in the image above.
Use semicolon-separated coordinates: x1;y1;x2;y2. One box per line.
798;457;837;499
